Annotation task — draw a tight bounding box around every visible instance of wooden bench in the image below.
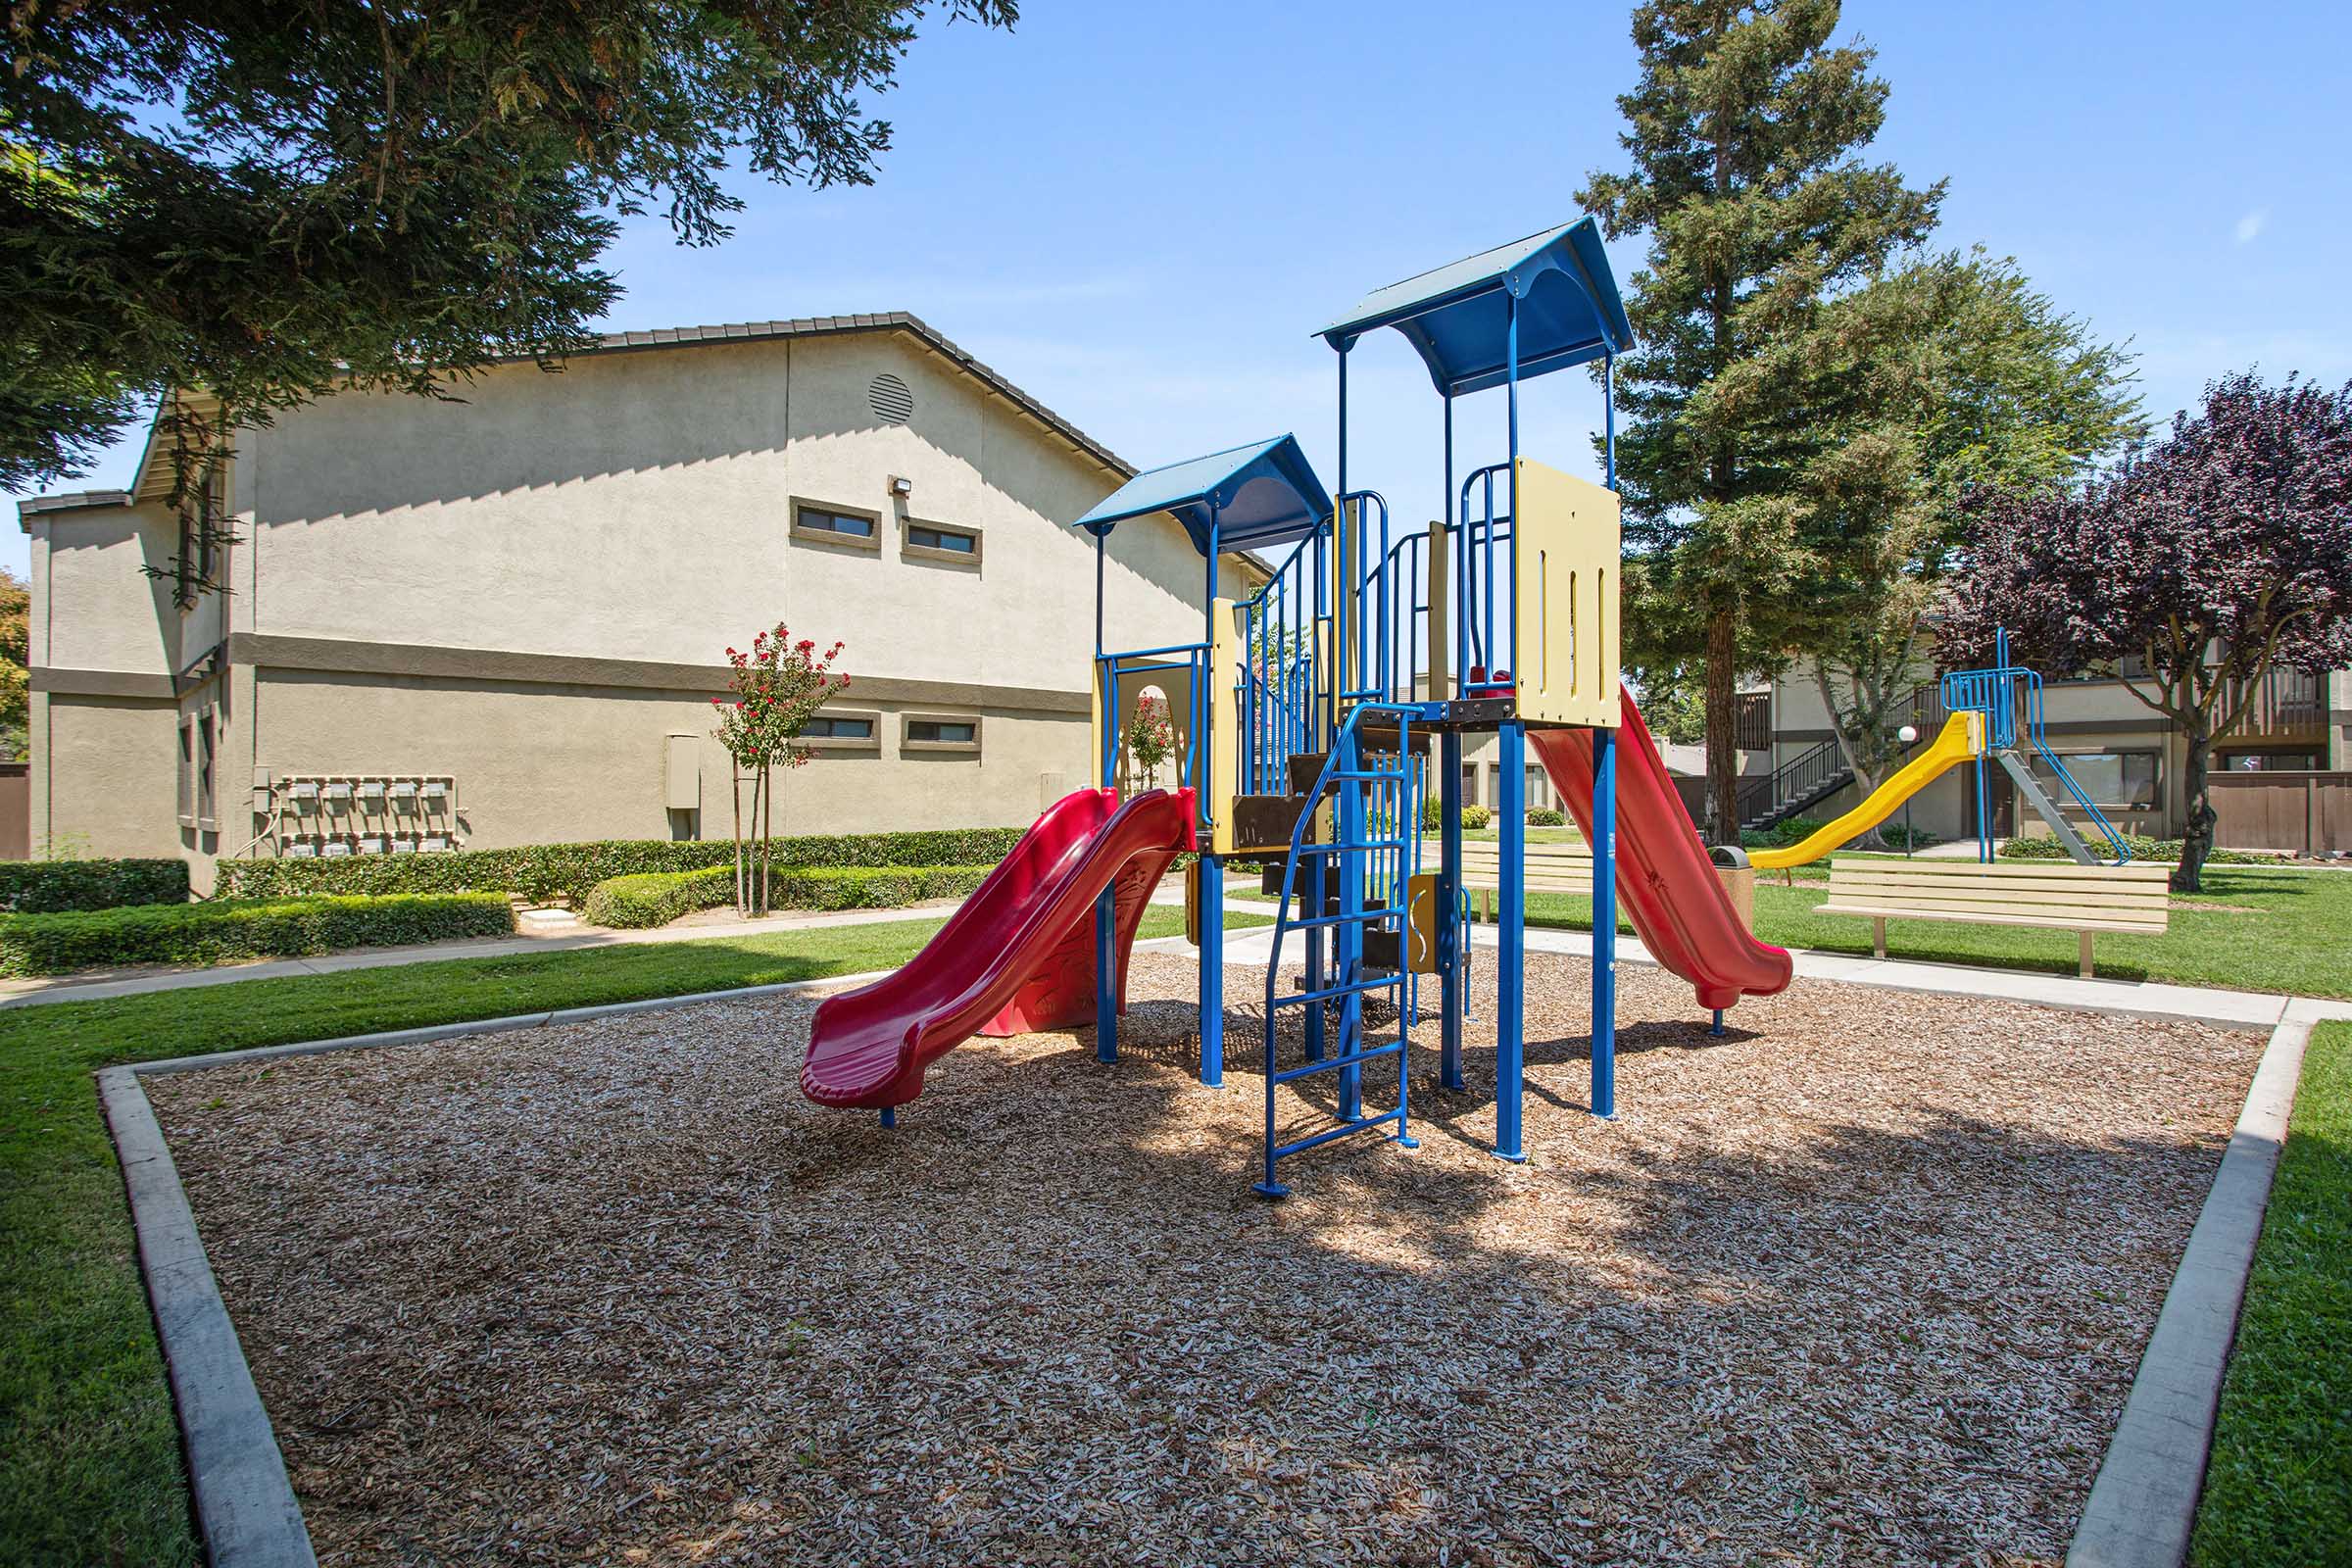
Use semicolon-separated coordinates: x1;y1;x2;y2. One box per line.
1457;840;1592;919
1818;857;2171;978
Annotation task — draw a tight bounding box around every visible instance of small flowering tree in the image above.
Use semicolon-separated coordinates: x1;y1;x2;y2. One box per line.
712;626;848;913
1125;693;1176;791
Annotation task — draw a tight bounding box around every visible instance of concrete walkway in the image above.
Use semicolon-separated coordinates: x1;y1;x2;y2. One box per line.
1199;905;2352;1030
0;886;1218;1010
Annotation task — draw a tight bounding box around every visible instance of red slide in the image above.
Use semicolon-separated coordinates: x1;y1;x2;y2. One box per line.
801;787;1196;1111
1529;695;1792;1012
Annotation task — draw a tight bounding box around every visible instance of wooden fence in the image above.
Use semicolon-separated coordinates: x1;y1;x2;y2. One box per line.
2209;770;2351;856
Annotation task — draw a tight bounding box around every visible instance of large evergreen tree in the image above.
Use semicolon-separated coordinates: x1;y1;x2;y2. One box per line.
1;1;1014;522
1579;0;1941;838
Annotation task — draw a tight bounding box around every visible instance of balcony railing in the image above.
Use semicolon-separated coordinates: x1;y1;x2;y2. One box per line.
2224;667;2326;739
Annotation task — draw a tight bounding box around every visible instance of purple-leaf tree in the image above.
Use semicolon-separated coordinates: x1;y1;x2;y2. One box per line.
1940;372;2352;890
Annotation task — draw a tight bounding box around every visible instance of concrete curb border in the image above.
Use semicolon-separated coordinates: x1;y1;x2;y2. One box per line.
103;967;889;1567
2066;1005;2319;1566
100;1065;318;1568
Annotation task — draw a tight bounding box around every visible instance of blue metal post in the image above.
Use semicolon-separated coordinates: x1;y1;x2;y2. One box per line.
880;1105;896;1129
1439;727;1465;1090
1200;512;1224;1087
1495;721;1527;1161
1591;724;1618;1119
1095;528;1117;1063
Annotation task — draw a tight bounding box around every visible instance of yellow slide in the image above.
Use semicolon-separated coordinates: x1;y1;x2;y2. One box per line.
1749;711;1984;870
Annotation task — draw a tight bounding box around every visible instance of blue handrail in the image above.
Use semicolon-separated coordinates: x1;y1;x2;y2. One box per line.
1938;627;2132;863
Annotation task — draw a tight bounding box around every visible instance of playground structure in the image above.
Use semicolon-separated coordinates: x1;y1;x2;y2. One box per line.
803;220;1797;1195
1749;627;2134;870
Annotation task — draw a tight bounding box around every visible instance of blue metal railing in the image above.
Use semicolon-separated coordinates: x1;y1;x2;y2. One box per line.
1457;463;1516;695
1097;642;1211;820
1238;525;1325;795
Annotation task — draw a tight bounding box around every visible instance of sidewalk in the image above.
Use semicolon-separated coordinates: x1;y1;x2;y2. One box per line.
1164;911;2352;1031
0;885;1213;1010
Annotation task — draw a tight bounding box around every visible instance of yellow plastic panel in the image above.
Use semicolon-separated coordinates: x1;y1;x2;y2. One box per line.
1511;458;1621;728
1208;596;1242;858
1404;871;1441;973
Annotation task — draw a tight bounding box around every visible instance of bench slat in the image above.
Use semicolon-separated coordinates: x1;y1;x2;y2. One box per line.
1829;858;2168;883
1824;878;2171;913
1817;901;2166;935
1820;892;2172;925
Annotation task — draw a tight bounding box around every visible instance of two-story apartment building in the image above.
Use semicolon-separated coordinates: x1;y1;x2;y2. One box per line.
22;315;1239;888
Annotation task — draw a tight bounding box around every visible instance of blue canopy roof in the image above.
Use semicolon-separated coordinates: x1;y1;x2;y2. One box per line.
1071;434;1333;555
1317;219;1635;397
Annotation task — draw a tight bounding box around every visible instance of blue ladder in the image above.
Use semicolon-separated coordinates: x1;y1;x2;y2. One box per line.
1256;701;1441;1199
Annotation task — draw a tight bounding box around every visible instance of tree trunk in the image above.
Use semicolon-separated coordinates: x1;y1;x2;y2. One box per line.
1705;604;1740;844
2175;728;2217;893
731;758;746;916
760;761;773;914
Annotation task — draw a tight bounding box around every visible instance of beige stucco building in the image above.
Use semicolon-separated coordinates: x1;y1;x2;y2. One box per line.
23;315;1244;889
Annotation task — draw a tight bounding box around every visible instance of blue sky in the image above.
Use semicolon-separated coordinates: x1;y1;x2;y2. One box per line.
11;0;2348;578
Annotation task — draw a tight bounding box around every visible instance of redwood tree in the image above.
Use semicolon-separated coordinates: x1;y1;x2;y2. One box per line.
1940;372;2352;890
1581;0;1942;840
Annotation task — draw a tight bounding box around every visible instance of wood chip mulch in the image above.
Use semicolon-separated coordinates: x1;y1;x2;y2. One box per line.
147;951;2261;1567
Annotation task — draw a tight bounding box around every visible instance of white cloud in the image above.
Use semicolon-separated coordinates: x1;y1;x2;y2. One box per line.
2233;208;2269;245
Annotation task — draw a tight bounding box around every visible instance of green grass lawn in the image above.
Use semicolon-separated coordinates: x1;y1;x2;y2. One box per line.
1493;863;2352;999
0;903;1246;1566
2190;1021;2352;1566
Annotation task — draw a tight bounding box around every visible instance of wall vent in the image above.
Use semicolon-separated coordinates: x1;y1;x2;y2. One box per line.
867;371;914;424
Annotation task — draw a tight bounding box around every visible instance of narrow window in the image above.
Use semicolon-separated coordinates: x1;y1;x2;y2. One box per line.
803;716;875;741
794;505;878;541
197;709;218;826
907;719;976;745
907;523;978;557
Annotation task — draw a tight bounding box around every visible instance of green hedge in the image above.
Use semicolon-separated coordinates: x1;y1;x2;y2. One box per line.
1526;808;1566;827
582;864;995;928
1999;832;2265;866
0;858;188;914
212;828;1029;906
0;894;516;977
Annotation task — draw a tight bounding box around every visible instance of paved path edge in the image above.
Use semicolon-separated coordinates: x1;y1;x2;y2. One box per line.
2065;1005;2318;1567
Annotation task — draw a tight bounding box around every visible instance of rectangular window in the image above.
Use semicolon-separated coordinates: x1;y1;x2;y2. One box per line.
197;709;218;827
791;502;881;549
1526;763;1549;810
177;719;196;825
904;713;982;754
905;520;982;564
802;715;875;740
1460;762;1478;805
2221;750;2323;772
2031;750;2160;811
